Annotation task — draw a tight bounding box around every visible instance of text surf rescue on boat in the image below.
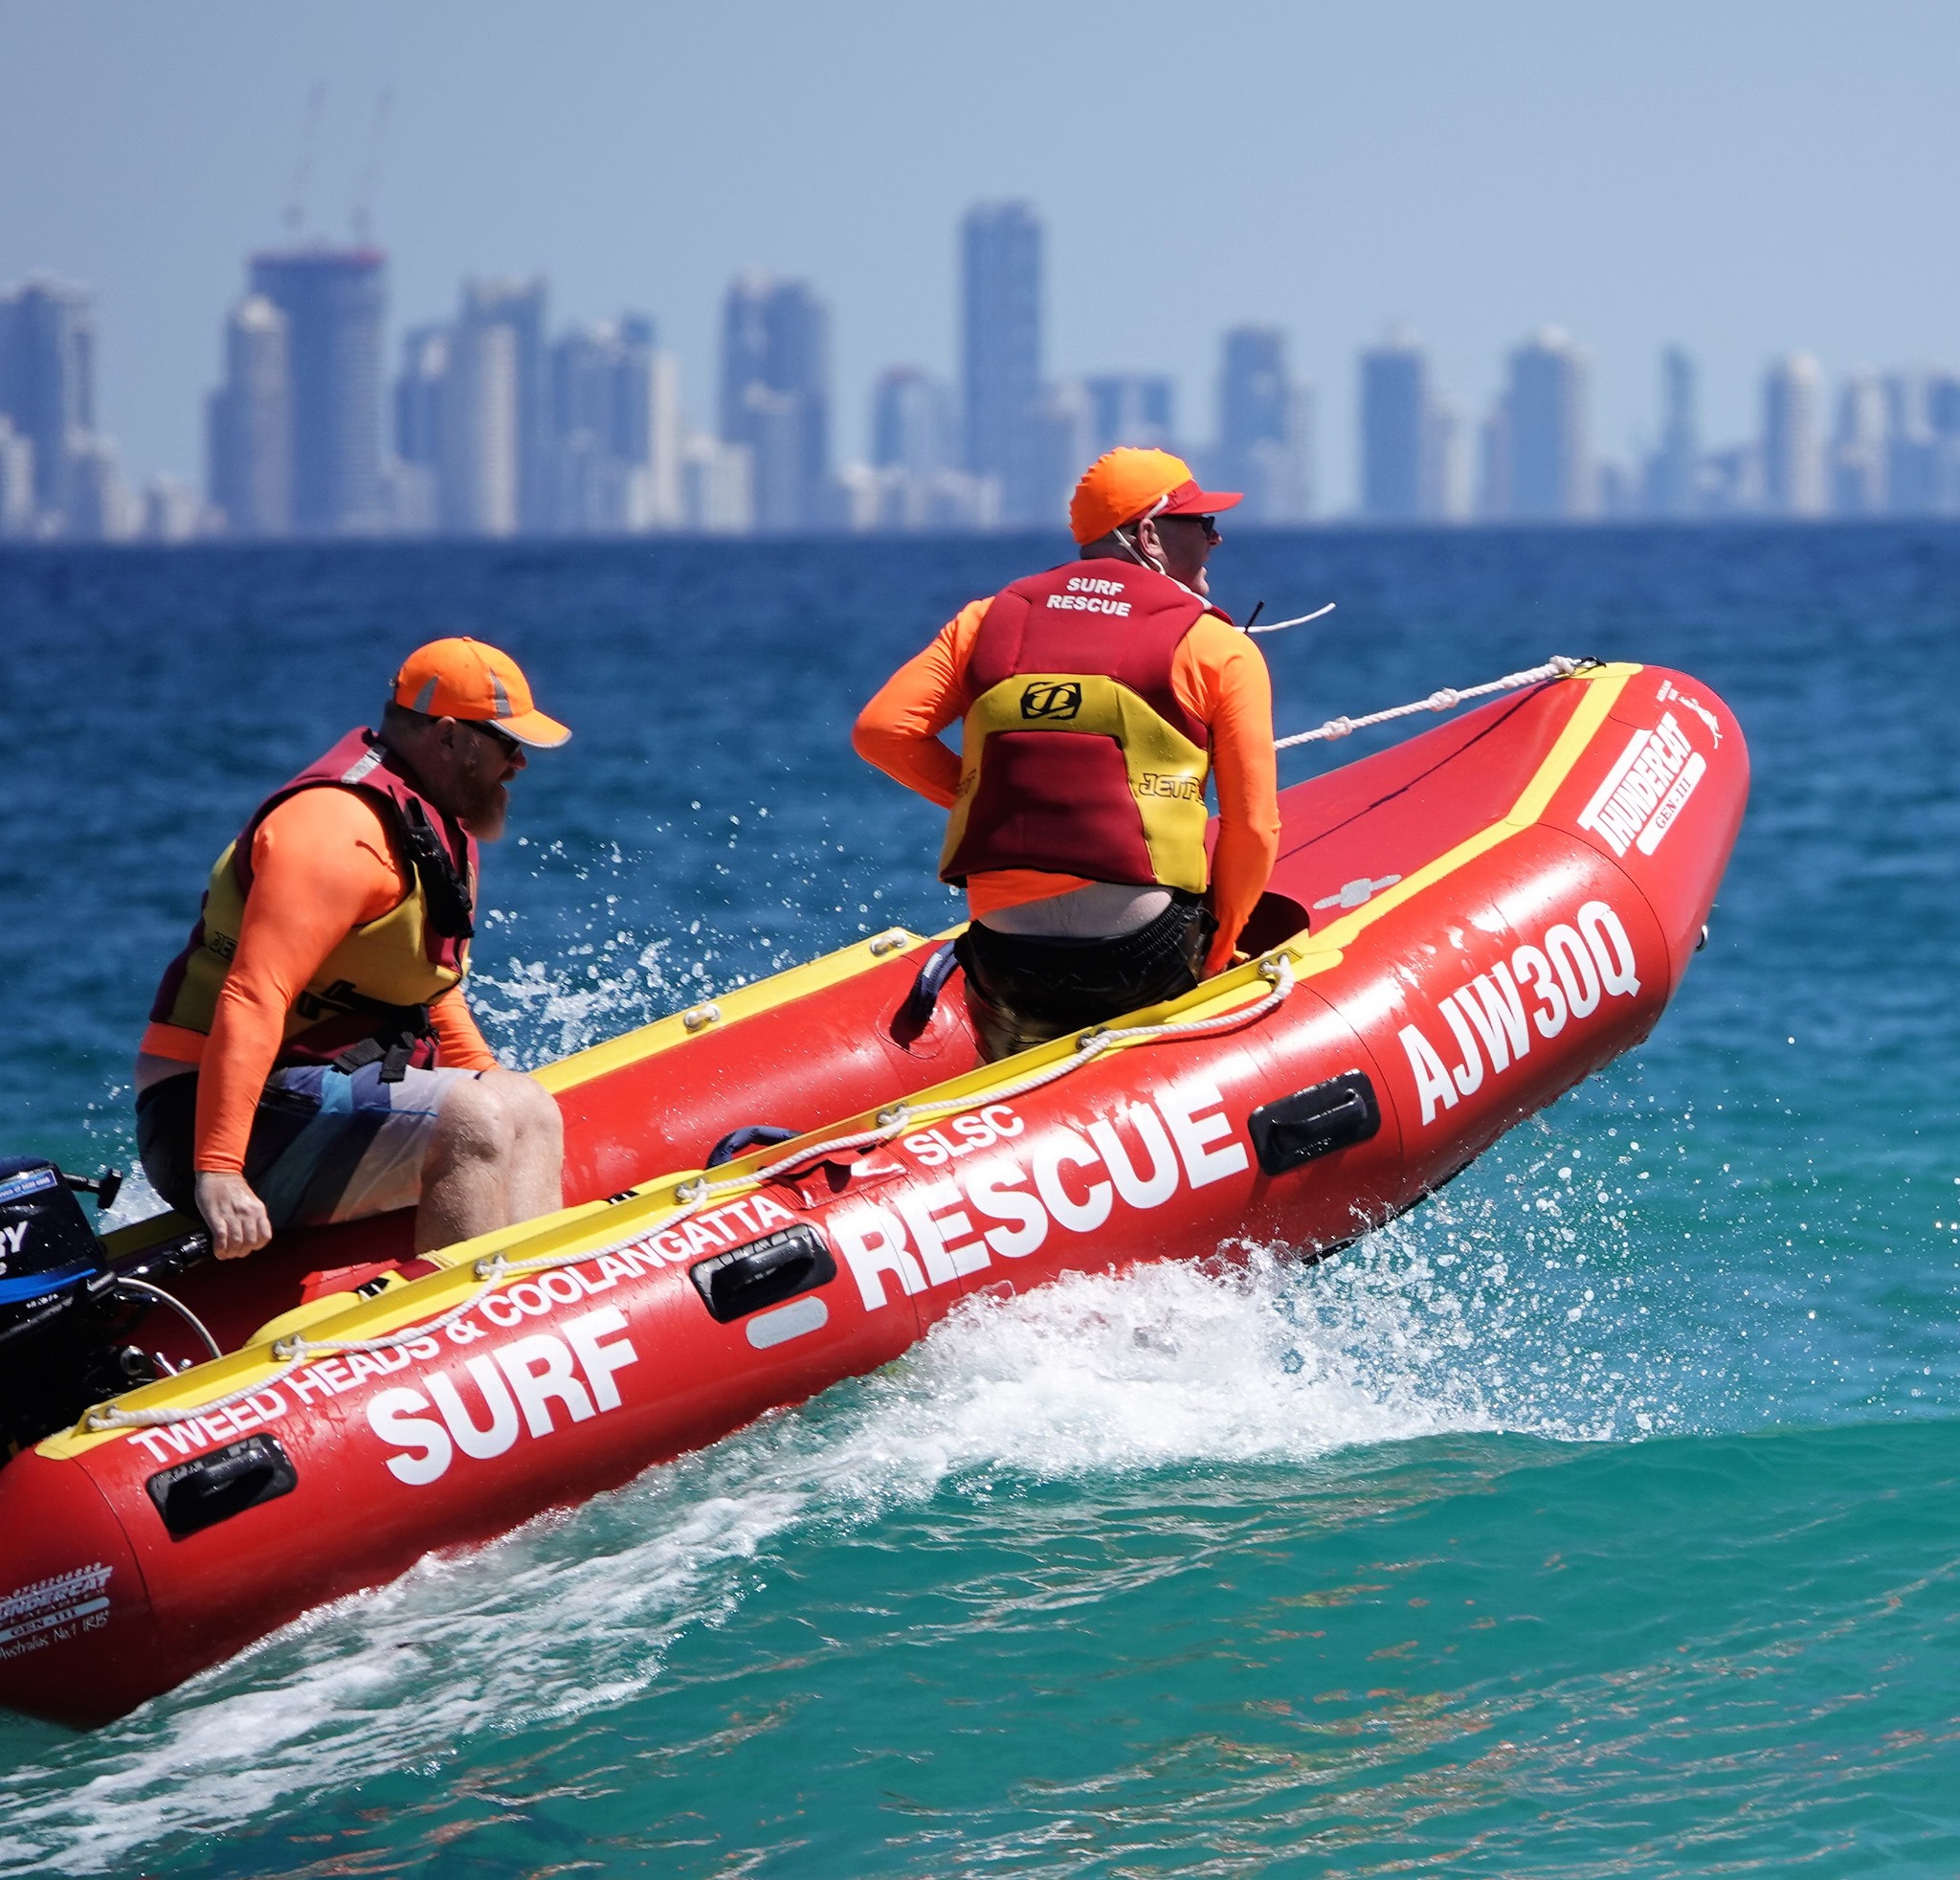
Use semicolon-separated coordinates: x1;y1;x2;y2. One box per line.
0;658;1746;1726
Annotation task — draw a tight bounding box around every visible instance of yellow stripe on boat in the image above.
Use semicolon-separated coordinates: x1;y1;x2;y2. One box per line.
49;668;1634;1460
95;928;937;1263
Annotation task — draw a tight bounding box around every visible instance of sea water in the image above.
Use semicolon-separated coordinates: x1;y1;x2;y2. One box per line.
0;525;1955;1875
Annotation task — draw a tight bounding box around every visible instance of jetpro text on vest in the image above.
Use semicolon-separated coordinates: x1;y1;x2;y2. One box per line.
1045;576;1133;616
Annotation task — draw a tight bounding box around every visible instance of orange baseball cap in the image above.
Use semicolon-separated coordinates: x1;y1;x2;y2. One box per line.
391;638;571;749
1068;447;1242;545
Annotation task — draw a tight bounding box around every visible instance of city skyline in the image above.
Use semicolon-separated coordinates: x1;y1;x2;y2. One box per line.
5;2;1958;514
26;228;1960;536
10;192;1960;543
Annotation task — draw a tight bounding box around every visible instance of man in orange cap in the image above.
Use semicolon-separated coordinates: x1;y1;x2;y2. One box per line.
137;638;571;1259
855;447;1281;1059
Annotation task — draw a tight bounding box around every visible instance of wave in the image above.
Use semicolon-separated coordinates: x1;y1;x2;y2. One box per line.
0;1165;1682;1875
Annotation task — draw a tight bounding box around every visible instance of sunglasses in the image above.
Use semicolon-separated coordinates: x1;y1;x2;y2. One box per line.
464;719;523;761
1164;512;1220;543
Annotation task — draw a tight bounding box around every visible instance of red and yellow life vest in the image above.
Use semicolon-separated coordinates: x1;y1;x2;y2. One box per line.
147;729;479;1068
939;561;1217;893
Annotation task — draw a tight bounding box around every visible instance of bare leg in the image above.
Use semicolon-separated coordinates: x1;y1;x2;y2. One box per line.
412;1075;518;1254
499;1071;565;1223
412;1071;566;1255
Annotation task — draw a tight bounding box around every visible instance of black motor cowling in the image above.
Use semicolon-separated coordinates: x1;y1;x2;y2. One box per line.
0;1158;206;1457
0;1158;107;1304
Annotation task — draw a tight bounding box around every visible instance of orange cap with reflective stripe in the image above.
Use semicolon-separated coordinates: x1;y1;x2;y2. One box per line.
391;638;570;749
1068;448;1243;546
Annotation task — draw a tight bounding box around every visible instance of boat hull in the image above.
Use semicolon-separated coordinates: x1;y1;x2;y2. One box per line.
0;661;1747;1725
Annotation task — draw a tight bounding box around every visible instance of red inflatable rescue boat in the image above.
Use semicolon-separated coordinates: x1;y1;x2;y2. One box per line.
0;660;1746;1726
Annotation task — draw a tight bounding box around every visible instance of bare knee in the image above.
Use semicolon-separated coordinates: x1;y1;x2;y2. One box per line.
479;1070;562;1151
431;1076;518;1166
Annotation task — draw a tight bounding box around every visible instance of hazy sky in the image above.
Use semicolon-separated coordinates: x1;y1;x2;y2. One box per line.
4;0;1956;509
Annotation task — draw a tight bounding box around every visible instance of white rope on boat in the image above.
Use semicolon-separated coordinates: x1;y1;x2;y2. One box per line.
85;1283;502;1430
1275;654;1588;750
438;953;1289;1287
82;956;1297;1432
1247;601;1337;636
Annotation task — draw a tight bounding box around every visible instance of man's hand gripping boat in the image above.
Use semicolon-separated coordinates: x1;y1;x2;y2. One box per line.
0;660;1746;1726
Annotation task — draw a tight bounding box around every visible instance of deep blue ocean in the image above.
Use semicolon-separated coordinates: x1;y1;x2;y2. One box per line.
1;524;1956;1875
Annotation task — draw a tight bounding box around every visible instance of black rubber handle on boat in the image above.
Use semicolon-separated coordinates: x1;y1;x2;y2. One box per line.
1248;1070;1382;1176
691;1224;837;1323
145;1434;298;1539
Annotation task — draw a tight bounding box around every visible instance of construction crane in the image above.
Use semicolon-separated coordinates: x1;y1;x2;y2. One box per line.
281;81;327;242
350;87;394;247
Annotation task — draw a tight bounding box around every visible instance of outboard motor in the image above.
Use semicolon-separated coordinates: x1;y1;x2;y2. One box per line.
0;1156;208;1456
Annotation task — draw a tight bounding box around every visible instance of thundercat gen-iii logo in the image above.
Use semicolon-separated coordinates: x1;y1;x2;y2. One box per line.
1019;681;1083;722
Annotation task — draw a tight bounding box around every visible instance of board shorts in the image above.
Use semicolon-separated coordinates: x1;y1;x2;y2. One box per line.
953;892;1215;1062
137;1061;483;1229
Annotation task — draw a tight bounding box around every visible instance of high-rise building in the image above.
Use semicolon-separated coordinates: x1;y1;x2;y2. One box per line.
205;294;292;537
1883;372;1937;514
386;325;448;533
1929;374;1960;438
1596;459;1638;518
393;325;448;475
720;274;831;530
681;433;754;533
1641;347;1700;518
1476;399;1511;521
1084;374;1176;459
1926;373;1960;515
1700;442;1764;516
0;416;34;538
1881;371;1960;516
249;247;387;534
1217;327;1313;525
141;476;202;544
439;318;518;536
546;315;681;532
741;386;807;529
613;315;682;531
63;436;127;541
872;368;954;476
960;202;1042;523
1761;352;1825;517
459;278;549;529
863;368;997;531
1503;329;1592;521
1023;377;1095;529
1427;395;1467;522
1830;372;1888;516
0;276;98;526
1219;328;1285;486
550;324;628;530
869;367;945;529
1359;336;1433;522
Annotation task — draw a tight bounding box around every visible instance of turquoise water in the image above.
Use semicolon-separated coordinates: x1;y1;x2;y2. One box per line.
1;526;1956;1873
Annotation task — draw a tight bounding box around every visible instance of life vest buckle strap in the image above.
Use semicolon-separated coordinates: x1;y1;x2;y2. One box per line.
399;798;476;942
326;1002;434;1084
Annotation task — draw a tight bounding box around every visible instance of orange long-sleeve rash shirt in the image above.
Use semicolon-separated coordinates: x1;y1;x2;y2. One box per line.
139;789;497;1175
853;596;1281;974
